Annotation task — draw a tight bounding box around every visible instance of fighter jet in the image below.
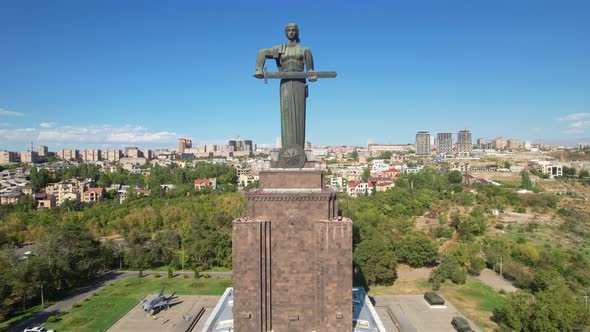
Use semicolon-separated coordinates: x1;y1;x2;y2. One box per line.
140;287;178;314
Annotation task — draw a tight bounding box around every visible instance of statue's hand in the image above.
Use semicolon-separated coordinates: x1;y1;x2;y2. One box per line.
308;70;317;82
253;70;264;79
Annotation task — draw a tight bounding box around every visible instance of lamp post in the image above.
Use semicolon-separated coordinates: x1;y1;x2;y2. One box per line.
117;243;122;270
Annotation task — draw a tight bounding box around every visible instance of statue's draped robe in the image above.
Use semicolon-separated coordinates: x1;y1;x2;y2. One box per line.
255;44;313;149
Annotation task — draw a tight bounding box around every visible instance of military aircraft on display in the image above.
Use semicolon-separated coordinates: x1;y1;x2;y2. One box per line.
140;287;178;314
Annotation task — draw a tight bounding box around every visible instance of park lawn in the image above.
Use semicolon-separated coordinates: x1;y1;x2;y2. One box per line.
439;278;505;331
44;275;232;332
369;277;505;332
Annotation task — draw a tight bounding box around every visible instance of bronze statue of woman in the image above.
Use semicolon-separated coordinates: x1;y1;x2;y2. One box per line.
254;23;316;150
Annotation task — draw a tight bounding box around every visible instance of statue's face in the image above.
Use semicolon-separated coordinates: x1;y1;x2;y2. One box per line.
285;25;299;41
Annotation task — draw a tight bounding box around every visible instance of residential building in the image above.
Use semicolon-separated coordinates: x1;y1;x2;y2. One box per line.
436;133;453;156
492;137;506;150
194;178;217;190
0;150;17;165
57;149;79;161
537;161;563;178
456;129;472;155
125;147;141;158
33;193;56;209
140;149;153;160
82;149;101;162
105;149;122;162
507;139;519;150
37;145;48;157
20;150;38;164
0;192;21;205
415;131;431;155
523;141;532;150
45;180;84;206
82;187;105;203
346;182;373;197
178;138;192;154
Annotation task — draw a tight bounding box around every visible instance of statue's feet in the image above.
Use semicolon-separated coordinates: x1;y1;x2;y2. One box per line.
253;71;264;79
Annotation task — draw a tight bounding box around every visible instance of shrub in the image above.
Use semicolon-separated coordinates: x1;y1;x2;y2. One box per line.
138;270;143;278
154;273;161;278
168;266;173;279
495;223;505;229
47;315;59;322
194;268;200;279
72;303;82;308
203;273;211;278
83;298;90;302
183;274;189;278
59;310;69;316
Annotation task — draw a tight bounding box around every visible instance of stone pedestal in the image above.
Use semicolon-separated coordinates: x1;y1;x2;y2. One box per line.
233;168;352;332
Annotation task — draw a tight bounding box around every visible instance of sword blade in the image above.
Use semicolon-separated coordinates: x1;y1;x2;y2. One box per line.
264;71;337;80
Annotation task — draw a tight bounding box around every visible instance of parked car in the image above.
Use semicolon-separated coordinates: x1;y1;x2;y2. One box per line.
424;291;445;305
23;327;54;332
451;316;473;332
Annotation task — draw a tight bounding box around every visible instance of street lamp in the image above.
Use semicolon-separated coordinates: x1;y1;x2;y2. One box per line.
117;243;122;270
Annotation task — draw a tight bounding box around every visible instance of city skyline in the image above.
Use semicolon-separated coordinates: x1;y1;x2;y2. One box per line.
1;0;589;150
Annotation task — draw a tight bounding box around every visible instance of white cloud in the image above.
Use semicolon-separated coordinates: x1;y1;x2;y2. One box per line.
559;113;590;121
0;108;24;116
560;113;590;135
0;124;177;149
39;122;57;128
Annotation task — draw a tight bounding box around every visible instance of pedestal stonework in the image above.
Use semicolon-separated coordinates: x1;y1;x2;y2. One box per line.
233;168;353;332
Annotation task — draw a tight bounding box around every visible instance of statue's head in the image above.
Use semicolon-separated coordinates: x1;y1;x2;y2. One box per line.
285;23;300;43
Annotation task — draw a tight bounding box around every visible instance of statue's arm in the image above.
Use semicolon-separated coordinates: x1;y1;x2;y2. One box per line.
305;48;316;82
254;46;283;78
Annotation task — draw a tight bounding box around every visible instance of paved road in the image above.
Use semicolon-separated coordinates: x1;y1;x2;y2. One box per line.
7;270;231;332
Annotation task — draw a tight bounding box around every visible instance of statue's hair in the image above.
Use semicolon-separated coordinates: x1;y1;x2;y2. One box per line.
285;23;300;43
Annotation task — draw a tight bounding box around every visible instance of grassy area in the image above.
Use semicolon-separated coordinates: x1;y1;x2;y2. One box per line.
369;277;505;332
44;275;232;332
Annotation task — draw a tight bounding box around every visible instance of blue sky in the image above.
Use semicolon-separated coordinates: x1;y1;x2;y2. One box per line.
1;0;589;151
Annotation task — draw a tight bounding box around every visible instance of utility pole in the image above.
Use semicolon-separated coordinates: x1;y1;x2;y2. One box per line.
500;256;503;278
40;284;44;309
584;291;588;310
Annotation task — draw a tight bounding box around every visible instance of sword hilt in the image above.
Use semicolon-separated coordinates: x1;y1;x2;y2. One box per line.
263;67;268;85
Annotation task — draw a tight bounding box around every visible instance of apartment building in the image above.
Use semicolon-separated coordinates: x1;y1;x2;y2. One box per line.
45;180;85;206
57;149;79;161
0;151;17;165
82;149;101;162
37;145;48;157
415;131;431;155
104;149;122;162
456;129;472;155
20;150;38;164
436;133;453;156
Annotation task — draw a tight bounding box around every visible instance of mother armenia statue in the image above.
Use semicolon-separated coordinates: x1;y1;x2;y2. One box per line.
254;23;336;167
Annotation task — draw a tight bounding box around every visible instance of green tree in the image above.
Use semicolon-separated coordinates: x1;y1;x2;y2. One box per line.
397;233;439;267
430;256;467;290
361;168;371;182
353;236;397;286
29;167;51;191
521;170;534;190
447;170;462;184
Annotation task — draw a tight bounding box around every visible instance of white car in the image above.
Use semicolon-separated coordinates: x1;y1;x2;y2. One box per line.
23;327;55;332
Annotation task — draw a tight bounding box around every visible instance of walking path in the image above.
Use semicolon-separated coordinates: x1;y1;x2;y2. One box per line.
475;268;517;293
